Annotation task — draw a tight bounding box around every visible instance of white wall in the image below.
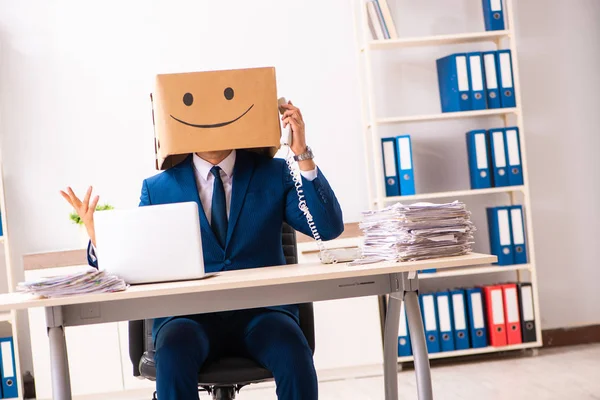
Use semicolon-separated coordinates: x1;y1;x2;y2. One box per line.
0;0;367;373
0;0;599;377
511;0;600;328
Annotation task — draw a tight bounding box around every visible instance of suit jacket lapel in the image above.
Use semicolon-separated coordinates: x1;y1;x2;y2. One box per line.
226;150;255;248
172;155;218;245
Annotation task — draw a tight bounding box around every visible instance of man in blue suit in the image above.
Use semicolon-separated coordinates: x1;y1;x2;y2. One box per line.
62;100;344;400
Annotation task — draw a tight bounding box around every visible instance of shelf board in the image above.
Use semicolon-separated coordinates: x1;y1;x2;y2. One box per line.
376;107;518;125
380;185;525;203
0;312;11;322
369;30;510;50
418;263;532;279
398;341;541;363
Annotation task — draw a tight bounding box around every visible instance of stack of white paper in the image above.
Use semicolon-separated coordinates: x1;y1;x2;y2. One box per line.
17;268;127;298
359;201;476;262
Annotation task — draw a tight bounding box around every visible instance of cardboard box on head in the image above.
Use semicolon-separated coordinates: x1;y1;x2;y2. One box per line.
151;66;282;170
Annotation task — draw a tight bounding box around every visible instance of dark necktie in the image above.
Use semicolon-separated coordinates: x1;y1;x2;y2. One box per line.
210;166;228;248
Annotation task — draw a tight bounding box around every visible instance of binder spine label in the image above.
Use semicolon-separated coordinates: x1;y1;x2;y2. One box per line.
1;341;14;377
438;296;451;332
492;131;507;167
484;53;498;89
511;208;525;245
470;55;484;91
521;286;535;321
498;209;511;246
506;129;521;165
399;302;407;336
456;56;469;92
471;293;485;329
505;288;519;323
499;52;513;88
398;137;412;170
383;140;396;177
452;294;466;330
423;295;437;330
491;290;505;324
475;134;488;169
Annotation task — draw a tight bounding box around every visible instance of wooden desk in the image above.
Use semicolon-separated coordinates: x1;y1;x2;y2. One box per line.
0;253;495;400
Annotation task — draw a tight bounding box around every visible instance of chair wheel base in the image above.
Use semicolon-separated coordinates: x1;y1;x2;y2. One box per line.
212;386;236;400
152;387;237;399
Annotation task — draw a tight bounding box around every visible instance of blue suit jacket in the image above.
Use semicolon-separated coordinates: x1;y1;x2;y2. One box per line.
89;150;344;340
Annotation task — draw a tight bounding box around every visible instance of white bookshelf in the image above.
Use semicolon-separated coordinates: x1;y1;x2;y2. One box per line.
352;0;543;362
368;30;511;49
380;185;524;204
397;341;540;363
418;263;532;280
0;162;24;399
375;107;518;125
0;312;12;323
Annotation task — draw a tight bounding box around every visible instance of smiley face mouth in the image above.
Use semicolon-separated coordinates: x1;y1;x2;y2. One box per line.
170;104;254;128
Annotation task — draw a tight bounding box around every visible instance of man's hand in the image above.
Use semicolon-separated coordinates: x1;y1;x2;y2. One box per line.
280;100;315;171
60;186;99;246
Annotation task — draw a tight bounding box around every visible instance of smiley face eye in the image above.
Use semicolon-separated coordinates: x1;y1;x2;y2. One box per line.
224;87;234;100
183;93;193;106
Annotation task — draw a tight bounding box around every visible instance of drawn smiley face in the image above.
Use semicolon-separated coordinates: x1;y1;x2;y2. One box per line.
169;86;254;129
152;67;281;170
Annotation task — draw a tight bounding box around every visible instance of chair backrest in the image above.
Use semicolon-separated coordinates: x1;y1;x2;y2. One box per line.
128;222;314;376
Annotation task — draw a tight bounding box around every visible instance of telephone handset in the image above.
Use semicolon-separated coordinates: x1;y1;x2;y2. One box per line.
278;97;294;148
277;97;360;264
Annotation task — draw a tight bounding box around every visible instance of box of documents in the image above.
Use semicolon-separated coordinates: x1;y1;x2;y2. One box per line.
436;291;456;352
487;127;510;187
402;282;535;354
481;282;537;346
496;50;516;108
0;337;17;398
420;293;441;353
450;289;471;350
436;53;471;113
381;136;416;197
466;52;487;110
483;285;508;346
466;130;492;189
466;126;524;190
482;0;505;31
501;283;523;345
504;127;524;186
438;50;516;113
395;135;416;196
482;51;501;108
487;205;528;265
398;301;412;357
517;282;537;342
466;287;488;348
381;138;401;197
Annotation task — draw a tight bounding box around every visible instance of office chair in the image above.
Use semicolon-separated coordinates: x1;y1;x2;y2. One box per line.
128;223;315;400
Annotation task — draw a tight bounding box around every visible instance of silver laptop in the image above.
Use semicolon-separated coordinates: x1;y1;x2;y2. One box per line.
94;202;205;284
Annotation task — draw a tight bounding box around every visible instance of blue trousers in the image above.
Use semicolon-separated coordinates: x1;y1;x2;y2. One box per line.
154;309;317;400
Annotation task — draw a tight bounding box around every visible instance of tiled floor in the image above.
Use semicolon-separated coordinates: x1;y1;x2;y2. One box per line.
78;344;600;400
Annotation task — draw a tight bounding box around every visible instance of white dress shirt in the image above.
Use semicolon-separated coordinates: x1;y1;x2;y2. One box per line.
192;150;318;224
